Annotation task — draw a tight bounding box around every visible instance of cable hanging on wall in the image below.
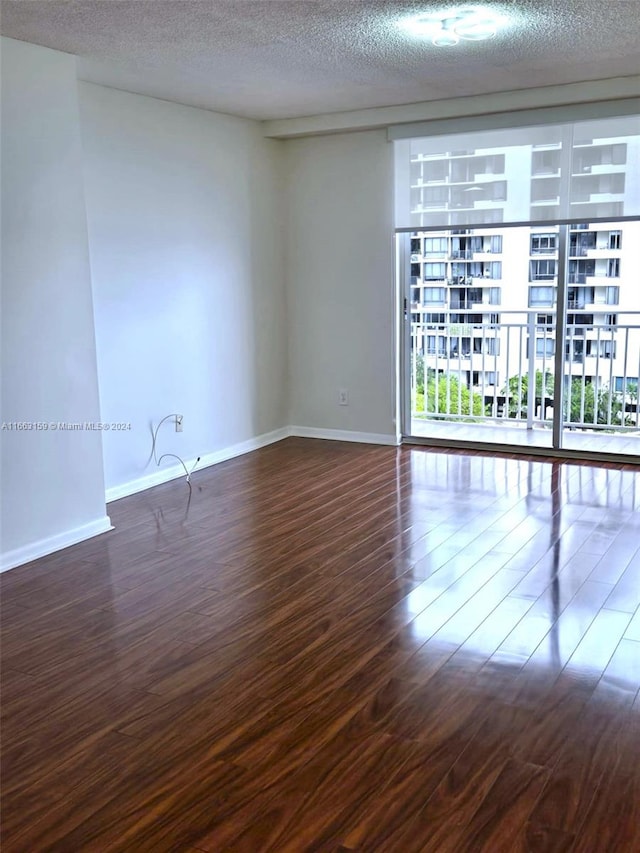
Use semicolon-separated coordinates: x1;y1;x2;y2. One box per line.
151;413;200;485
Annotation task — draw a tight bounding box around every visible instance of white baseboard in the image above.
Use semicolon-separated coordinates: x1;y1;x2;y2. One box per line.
1;426;398;572
105;427;290;503
289;425;400;446
0;515;113;573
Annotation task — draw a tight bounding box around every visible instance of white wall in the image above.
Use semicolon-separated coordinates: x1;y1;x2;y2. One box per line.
1;38;109;568
284;130;396;438
0;43;395;569
78;83;287;496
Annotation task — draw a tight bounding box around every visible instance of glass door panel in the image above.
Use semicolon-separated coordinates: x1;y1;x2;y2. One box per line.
561;221;640;456
402;225;555;449
401;220;640;456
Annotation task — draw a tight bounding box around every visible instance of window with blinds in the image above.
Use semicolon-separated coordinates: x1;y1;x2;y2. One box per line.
394;114;640;229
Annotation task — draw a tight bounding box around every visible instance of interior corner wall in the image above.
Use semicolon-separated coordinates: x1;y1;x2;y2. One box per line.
77;83;287;496
284;129;396;438
1;38;109;568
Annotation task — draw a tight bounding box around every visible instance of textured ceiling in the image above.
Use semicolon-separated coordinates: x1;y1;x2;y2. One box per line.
1;1;639;121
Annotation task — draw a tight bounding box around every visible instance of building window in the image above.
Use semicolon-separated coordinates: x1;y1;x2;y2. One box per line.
490;235;503;253
565;340;584;363
531;177;560;203
568;259;595;284
424;263;446;281
426;335;447;355
568;314;593;327
614;376;638;393
424;287;446;304
487;261;502;279
451;263;471;280
424;186;449;208
532;149;561;175
424;161;448;182
530;233;557;254
607;258;620;277
588;341;616;359
609;231;622;250
567;287;594;309
491;181;507;201
424;237;447;255
529;286;555;307
530;259;557;280
535;338;555;357
606;286;620;305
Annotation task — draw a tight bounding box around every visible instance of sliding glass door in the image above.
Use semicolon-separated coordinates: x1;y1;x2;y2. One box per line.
399;222;640;455
395;111;640;457
401;224;556;449
561;223;640;454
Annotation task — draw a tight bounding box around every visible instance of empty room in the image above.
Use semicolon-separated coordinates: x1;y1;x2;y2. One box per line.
1;1;639;850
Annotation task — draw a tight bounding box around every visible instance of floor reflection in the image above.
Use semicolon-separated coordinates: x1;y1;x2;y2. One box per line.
403;449;638;691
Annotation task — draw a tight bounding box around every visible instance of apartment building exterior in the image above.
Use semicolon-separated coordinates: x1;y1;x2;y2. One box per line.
407;131;640;427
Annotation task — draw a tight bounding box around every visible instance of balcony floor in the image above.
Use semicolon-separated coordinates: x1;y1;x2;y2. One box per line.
409;418;640;458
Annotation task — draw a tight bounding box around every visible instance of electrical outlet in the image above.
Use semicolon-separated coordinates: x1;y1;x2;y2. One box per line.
338;389;349;406
176;415;183;432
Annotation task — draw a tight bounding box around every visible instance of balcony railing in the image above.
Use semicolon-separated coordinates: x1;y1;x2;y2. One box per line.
411;310;640;432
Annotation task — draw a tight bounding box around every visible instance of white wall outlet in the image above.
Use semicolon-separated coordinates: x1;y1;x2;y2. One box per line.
338;389;349;406
175;414;183;432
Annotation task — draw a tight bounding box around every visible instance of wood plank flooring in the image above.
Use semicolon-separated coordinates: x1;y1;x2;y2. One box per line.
1;437;639;852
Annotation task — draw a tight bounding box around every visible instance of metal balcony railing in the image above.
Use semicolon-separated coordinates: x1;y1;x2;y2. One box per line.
410;310;640;432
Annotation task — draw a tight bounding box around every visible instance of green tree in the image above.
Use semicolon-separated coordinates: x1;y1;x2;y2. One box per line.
502;370;554;419
502;370;630;427
412;352;425;396
414;369;484;418
565;381;629;427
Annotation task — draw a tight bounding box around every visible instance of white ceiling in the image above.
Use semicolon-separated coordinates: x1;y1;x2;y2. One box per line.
1;1;639;121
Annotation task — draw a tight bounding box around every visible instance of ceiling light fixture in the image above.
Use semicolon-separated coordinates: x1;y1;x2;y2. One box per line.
399;6;506;45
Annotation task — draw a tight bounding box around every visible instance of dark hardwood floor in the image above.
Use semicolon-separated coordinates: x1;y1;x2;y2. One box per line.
1;437;639;852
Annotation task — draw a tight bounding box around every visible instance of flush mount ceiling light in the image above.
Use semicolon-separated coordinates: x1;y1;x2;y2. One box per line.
399;6;507;45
